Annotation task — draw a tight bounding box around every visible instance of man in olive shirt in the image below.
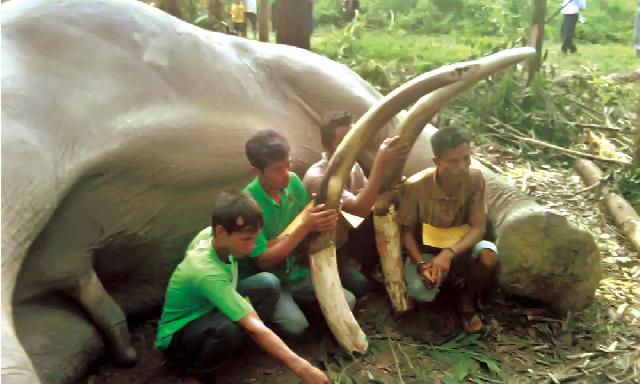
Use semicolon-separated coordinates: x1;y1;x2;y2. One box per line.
156;192;329;384
243;130;353;338
397;128;498;332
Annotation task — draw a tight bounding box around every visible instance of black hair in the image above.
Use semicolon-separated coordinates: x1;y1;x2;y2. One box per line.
430;128;470;157
245;129;290;170
320;112;353;150
211;191;263;234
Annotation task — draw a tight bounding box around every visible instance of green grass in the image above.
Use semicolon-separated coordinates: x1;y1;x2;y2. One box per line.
313;24;639;87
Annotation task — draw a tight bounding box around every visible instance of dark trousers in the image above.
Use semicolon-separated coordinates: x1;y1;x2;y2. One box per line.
561;14;578;53
165;272;280;379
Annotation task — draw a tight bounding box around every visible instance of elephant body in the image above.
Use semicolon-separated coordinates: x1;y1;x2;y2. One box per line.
2;0;411;382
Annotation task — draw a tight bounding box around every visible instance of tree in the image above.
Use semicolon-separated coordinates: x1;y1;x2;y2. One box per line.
527;0;546;84
159;0;183;20
276;0;312;50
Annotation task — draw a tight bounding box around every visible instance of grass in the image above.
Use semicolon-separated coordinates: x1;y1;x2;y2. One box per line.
313;24;639;82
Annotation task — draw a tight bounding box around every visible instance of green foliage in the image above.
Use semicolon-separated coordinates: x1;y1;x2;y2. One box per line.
425;333;502;383
616;167;640;212
314;0;636;44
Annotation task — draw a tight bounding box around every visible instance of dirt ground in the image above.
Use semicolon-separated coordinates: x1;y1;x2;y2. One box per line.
86;146;640;384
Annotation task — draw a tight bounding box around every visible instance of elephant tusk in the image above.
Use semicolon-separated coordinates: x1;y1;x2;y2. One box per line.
308;60;483;354
372;47;536;313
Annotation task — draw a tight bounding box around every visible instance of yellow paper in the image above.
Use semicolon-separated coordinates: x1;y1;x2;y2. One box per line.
422;223;470;248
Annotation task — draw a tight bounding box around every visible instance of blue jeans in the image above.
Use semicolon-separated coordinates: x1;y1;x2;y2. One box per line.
272;274;356;338
404;240;497;303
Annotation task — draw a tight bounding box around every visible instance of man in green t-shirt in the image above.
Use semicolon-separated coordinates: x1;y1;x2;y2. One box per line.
156;192;329;384
243;130;354;338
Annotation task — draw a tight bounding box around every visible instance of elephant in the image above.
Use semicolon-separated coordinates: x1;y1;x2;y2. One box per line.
1;0;600;383
1;0;418;382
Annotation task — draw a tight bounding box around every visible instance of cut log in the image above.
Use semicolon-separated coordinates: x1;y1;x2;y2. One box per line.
574;159;640;254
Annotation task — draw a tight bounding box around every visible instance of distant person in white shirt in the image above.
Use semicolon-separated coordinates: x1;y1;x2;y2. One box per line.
245;0;258;39
560;0;586;54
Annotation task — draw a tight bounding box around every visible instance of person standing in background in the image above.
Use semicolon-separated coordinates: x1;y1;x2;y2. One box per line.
560;0;586;54
230;0;247;37
245;0;258;39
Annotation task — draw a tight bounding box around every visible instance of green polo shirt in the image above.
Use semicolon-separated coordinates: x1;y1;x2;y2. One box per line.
155;227;253;349
243;172;311;282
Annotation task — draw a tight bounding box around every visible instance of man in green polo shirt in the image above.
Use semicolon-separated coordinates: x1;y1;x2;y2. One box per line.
243;129;355;338
156;192;329;384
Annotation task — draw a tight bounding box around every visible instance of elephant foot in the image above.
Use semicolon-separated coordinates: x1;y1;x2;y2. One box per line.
108;320;138;366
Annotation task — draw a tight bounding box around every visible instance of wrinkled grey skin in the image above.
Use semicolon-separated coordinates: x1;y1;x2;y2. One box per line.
2;1;434;383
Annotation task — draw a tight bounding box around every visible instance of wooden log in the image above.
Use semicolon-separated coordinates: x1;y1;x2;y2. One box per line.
574;159;640;254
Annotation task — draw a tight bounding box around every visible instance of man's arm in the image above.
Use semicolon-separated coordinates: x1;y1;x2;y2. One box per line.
342;136;408;217
238;312;329;384
401;225;423;264
255;204;338;270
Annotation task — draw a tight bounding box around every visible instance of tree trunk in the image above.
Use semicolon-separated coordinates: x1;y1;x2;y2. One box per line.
159;0;183;19
527;0;546;84
276;0;311;49
259;0;270;42
209;0;224;23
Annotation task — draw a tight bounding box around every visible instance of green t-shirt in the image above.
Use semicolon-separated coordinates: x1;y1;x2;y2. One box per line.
243;172;311;282
155;227;253;349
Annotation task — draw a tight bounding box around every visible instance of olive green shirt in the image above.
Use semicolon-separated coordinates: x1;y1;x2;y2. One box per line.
397;167;487;229
155;227;253;349
243;172;311;281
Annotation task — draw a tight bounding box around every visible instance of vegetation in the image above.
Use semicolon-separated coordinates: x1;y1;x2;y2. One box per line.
311;0;639;209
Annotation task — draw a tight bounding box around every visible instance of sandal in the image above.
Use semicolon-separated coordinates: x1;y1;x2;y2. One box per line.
462;312;484;333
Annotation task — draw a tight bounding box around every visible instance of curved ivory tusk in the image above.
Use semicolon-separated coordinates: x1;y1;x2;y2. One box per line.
384;47;537;188
308;61;482;354
373;47;536;313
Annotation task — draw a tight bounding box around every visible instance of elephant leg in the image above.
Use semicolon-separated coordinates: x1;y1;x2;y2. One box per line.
70;269;137;365
2;317;40;384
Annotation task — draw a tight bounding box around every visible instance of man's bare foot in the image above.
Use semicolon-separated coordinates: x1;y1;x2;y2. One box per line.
461;312;483;333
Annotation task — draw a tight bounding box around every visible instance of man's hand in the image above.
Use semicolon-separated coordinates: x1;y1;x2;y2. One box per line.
376;136;410;164
302;203;339;233
429;249;455;286
296;363;331;384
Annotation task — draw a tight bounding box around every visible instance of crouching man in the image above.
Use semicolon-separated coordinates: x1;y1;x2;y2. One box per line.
303;112;408;296
398;128;498;332
155;191;329;384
